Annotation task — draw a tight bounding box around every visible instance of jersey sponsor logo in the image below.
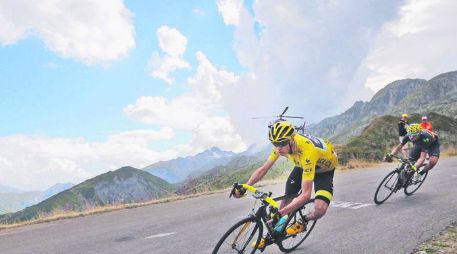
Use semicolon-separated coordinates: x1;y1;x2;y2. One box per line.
317;158;332;168
303;134;326;150
303;168;312;173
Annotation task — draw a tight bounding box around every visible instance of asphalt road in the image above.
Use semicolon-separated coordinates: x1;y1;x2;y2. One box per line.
1;157;457;254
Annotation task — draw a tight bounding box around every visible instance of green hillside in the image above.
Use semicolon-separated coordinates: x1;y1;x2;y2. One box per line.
337;112;457;164
310;71;457;144
176;154;293;195
0;167;173;224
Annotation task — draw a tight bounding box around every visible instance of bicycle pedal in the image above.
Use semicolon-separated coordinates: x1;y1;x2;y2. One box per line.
261;235;274;251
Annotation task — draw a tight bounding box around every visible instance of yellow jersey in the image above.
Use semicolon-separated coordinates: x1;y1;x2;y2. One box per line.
268;134;338;181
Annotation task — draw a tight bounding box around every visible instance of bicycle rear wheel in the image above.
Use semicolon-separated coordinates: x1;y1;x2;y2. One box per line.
212;216;263;254
278;199;317;252
404;170;428;196
374;169;400;204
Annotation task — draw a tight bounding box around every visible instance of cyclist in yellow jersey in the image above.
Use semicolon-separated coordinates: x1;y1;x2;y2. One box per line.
235;121;337;242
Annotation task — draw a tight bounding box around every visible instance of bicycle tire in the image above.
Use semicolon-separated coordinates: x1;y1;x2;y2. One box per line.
374;169;400;204
404;170;428;196
278;199;317;252
212;216;263;254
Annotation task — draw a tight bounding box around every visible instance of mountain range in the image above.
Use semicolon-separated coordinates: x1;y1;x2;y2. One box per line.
0;183;74;215
143;147;236;183
308;70;457;143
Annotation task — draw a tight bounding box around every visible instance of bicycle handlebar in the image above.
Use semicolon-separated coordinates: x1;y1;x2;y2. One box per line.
230;183;279;209
387;154;412;164
388;154;420;171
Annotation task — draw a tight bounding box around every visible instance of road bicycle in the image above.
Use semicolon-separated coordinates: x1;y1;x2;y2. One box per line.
374;155;428;204
212;183;317;253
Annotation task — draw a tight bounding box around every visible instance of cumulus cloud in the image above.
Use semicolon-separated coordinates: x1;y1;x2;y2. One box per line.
217;0;243;26
0;128;193;190
361;0;457;91
127;51;246;152
213;0;405;144
148;26;191;84
0;0;135;65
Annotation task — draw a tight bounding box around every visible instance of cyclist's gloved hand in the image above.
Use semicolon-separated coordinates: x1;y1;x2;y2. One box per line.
383;154;393;162
233;186;246;198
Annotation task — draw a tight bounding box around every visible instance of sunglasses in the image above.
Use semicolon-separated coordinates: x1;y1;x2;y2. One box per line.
407;133;419;137
272;140;290;147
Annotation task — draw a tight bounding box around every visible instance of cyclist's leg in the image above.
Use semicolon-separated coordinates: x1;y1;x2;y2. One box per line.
306;169;334;221
422;141;440;173
414;151;427;169
282;167;303;209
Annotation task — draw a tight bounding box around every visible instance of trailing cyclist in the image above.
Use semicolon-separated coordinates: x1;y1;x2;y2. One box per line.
234;121;337;248
385;123;440;175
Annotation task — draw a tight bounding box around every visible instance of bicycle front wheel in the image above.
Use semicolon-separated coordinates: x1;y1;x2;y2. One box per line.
404;170;428;196
212;216;263;254
374;169;400;204
278;199;317;252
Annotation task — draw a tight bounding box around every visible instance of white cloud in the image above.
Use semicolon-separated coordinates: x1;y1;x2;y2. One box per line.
148;26;191;84
213;0;405;143
217;0;243;26
0;128;188;190
123;95;209;128
361;0;457;91
0;0;135;66
127;51;246;153
188;52;239;103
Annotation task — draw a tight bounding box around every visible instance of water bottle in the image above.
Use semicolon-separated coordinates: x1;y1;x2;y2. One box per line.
274;215;288;232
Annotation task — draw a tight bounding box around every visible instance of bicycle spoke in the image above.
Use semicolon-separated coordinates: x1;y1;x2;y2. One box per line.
232;222;251;245
213;218;261;254
374;170;400;204
278;200;317;252
404;170;428;196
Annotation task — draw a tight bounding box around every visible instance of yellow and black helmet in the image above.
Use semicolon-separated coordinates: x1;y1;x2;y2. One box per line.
269;121;296;144
406;123;423;136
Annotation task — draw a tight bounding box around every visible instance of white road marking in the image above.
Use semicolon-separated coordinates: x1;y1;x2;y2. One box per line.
145;232;177;239
330;201;374;210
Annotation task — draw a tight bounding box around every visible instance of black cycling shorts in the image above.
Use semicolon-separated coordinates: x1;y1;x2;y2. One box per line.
408;140;440;161
285;166;335;205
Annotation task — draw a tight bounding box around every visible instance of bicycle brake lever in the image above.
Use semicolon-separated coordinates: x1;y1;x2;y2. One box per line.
230;183;238;198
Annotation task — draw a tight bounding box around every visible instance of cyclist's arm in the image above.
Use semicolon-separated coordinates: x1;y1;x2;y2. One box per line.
246;159;275;186
279;179;312;216
390;143;404;156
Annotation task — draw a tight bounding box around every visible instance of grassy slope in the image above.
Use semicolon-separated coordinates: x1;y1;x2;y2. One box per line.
176;154;293;195
337;112;457;164
0;167;172;224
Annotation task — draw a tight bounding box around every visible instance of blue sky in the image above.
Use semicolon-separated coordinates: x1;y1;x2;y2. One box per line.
0;1;239;143
1;0;457;190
